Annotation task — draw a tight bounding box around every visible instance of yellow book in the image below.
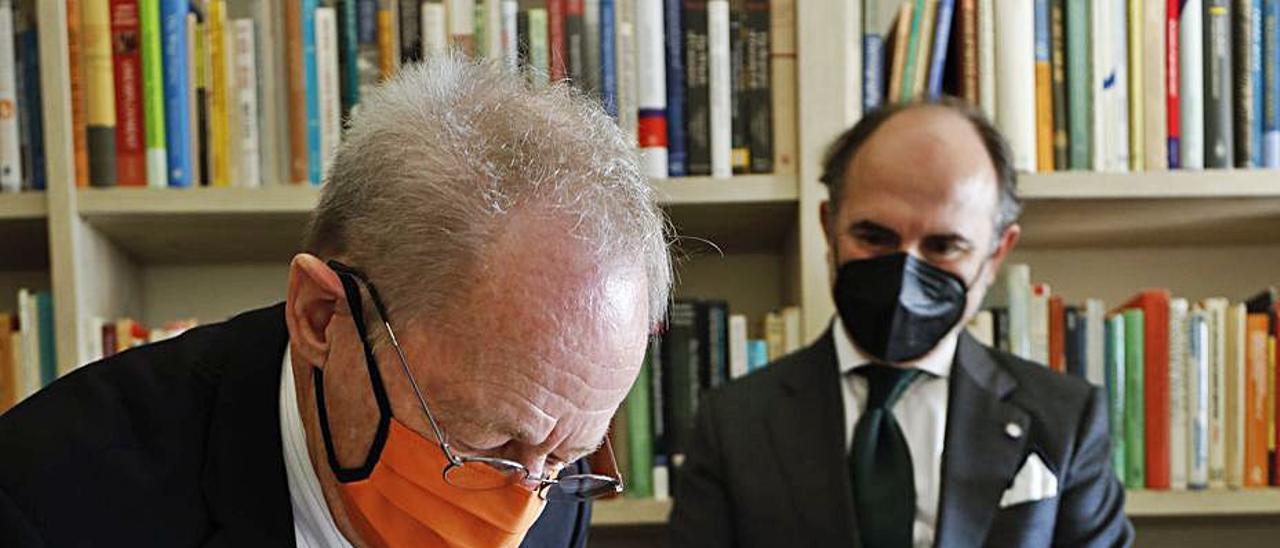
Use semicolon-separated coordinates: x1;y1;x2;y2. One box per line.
378;0;399;79
208;0;232;187
910;0;938;99
1126;0;1144;171
887;2;913;103
83;0;117;186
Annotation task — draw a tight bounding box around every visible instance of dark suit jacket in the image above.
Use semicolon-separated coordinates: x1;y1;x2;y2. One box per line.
0;304;591;547
669;329;1133;547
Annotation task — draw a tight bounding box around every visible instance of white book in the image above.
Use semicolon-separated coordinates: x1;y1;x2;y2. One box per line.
1086;298;1106;386
1090;0;1109;170
16;289;39;399
255;0;288;185
1006;264;1032;360
232;19;260;188
1224;302;1246;488
0;1;19;192
86;316;105;364
994;0;1036;172
616;0;638;146
448;0;475;52
1179;0;1205;169
1029;282;1050;365
528;9;549;85
782;306;802;353
977;0;996;120
500;1;518;71
315;7;341;179
1203;297;1228;488
653;462;670;500
635;0;667;178
708;0;732;177
1187;307;1210;489
1109;0;1130;171
422;2;447;57
967;310;995;347
583;0;601;94
1168;297;1189;490
1141;0;1167;169
728;314;748;379
485;0;503;58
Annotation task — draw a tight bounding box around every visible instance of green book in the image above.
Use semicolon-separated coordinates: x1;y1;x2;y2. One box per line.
36;292;56;387
1105;314;1126;483
1065;0;1091;168
899;0;927;101
139;0;168;188
1123;308;1145;489
528;8;549;86
623;341;656;498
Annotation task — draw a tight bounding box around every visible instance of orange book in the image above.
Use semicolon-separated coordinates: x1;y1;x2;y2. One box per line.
68;0;90;187
1122;289;1172;489
1034;53;1054;171
0;314;14;413
1246;313;1270;487
1049;295;1065;373
283;0;308;184
886;2;913;104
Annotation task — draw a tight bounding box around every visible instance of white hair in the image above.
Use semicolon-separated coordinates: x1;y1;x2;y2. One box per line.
304;54;672;328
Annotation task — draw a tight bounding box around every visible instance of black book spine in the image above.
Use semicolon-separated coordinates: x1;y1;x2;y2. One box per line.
1232;0;1255;167
399;0;422;63
1049;0;1069;169
1205;0;1234;168
699;301;729;390
661;300;700;467
729;0;749;174
683;0;712;175
744;0;771;173
992;307;1010;352
648;334;666;464
517;11;531;77
1065;306;1086;378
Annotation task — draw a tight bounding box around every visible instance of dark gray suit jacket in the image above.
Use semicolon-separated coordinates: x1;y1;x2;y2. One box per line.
669;330;1133;547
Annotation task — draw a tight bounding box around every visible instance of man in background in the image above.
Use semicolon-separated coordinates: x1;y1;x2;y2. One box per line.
0;55;671;547
669;101;1132;547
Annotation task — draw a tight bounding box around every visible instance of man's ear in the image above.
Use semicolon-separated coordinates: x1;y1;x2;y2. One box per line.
985;223;1022;286
285;253;347;368
819;200;832;242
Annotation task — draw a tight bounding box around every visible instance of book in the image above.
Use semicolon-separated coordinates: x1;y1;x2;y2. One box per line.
708;0;731;177
1123;307;1146;489
377;0;397;76
1109;0;1132;171
1225;302;1246;487
663;0;686;176
1143;0;1168;170
1049;0;1067;169
1123;290;1172;489
968;310;995;346
782;306;801;354
994;0;1037;172
747;339;768;371
566;0;584;84
303;0;322;185
232;18;259;188
1205;0;1234;168
1006;263;1032;359
160;0;192;187
316;6;341;179
0;314;13;412
900;0;925;100
1167;0;1181;168
925;0;954;99
623;342;655;498
1062;0;1089;169
528;8;548;84
398;0;421;63
15;5;45;191
208;0;232;187
1049;295;1065;371
583;0;601;91
1127;0;1144;171
1065;305;1085;377
1090;0;1109;168
700;300;729;389
958;0;978;104
1234;0;1263;167
107;0;144;187
255;0;289;186
863;0;896;110
84;0;118;186
547;0;567;81
1246;312;1270;486
744;0;771;173
682;0;709;174
662;300;700;470
35;293;54;386
0;1;19;192
1244;288;1278;483
1106;313;1127;481
1034;0;1054;171
1086;298;1107;386
422;2;446;55
728;313;748;379
1203;297;1229;487
889;1;914;103
337;0;359;115
977;0;995;118
1266;0;1280;167
636;0;667;179
284;0;308;184
616;0;637;144
728;0;748;173
186;12;199;186
909;0;937;99
500;0;518;69
764;311;783;360
1030;282;1051;365
1189;307;1211;489
1169;297;1189;489
1181;0;1206;169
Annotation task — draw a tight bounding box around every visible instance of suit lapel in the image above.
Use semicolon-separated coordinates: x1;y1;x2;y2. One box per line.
767;330;861;547
935;333;1030;547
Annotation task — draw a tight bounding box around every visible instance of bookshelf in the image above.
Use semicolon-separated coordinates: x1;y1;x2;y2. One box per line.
0;193;48;270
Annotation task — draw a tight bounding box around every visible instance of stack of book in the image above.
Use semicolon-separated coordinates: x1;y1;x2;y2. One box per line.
0;2;46;193
863;0;1280;172
613;299;802;500
0;289;56;413
42;0;795;190
977;264;1280;490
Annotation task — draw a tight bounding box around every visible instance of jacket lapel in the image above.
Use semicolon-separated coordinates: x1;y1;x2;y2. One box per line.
199;304;296;545
934;333;1030;547
767;330;861;547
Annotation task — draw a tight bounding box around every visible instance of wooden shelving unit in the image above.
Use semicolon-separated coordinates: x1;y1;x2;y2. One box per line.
0;192;50;270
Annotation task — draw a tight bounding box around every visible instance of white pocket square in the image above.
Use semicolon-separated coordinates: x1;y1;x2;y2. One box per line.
998;452;1059;509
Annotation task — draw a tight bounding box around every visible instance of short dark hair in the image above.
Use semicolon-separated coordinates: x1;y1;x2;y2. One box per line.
819;97;1022;234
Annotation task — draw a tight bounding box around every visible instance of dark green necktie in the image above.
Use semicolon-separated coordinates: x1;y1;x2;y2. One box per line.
849;365;924;548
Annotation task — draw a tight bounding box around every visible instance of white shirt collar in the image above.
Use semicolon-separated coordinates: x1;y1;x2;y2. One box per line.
280;348;354;548
831;316;954;379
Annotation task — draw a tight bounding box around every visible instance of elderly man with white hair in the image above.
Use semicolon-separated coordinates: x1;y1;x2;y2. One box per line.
0;55;671;548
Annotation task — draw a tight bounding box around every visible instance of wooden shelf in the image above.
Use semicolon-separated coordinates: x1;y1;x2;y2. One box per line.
75;175;799;264
590;498;672;526
1019;169;1280;248
0;193;49;270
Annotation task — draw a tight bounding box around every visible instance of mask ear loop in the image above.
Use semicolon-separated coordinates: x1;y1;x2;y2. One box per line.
311;261;395;483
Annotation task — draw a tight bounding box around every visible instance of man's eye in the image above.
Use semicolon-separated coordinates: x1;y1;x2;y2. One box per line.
856;232;896;248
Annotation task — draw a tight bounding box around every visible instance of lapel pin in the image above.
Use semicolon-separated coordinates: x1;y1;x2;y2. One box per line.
1005;422;1023;440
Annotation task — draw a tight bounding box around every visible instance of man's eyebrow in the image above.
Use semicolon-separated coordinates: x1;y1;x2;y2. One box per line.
923;232;976;247
850;219;899;235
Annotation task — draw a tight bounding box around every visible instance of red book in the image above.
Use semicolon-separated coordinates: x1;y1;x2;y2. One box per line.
1122;289;1172;490
1049;296;1065;373
1165;0;1180;167
547;0;567;81
109;0;146;186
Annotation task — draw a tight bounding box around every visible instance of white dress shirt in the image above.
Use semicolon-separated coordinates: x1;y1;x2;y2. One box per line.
280;348;354;548
833;317;957;548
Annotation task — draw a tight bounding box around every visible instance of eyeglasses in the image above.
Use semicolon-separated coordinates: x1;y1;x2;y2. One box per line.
327;260;624;501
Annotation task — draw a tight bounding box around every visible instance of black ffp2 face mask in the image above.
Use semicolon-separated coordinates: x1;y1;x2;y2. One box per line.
833;252;970;364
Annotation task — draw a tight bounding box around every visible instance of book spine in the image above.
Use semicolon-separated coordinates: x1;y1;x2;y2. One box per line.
1181;0;1206;169
1168;0;1182;168
17;14;44;191
901;0;926;101
1066;0;1091;169
1226;303;1246;487
303;0;322;185
1006;263;1031;359
1106;313;1127;482
1144;0;1168;170
548;0;567;81
662;301;699;469
399;0;421;63
600;0;617;115
664;0;686;176
106;0;143;187
447;0;473;56
339;0;360;115
356;0;379;97
1034;0;1055;171
160;0;191;187
1086;299;1106;386
708;0;731;178
422;2;447;56
567;0;585;83
1144;295;1171;490
500;1;518;70
927;0;955;100
583;0;601;93
960;0;979;105
1066;306;1086;377
1050;0;1069;169
1247;313;1271;486
1112;0;1131;170
769;0;794;173
1169;298;1190;489
745;0;770;173
1252;0;1266;166
208;0;232;187
617;0;638;144
1265;0;1280;167
910;0;936;98
1234;0;1257;166
0;1;18;192
1206;0;1234;167
1049;296;1065;372
1189;310;1211;488
285;0;308;183
978;0;995;119
85;0;118;187
728;314;748;379
1124;308;1146;489
529;8;549;85
1127;0;1144;171
863;0;885;111
35;293;55;386
729;0;748;173
637;0;668;179
1090;0;1108;169
316;7;340;179
377;1;398;78
188;13;201;186
889;2;914;104
682;1;709;174
1208;300;1228;487
995;0;1037;172
256;0;290;186
624;342;656;498
232;19;259;188
1030;283;1050;364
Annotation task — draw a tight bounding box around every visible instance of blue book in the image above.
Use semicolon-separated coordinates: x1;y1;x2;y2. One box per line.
1265;0;1280;166
35;293;56;387
599;0;617;118
1252;0;1266;166
926;0;956;100
160;0;193;187
340;0;361;114
358;0;377;43
663;0;687;176
747;339;768;372
17;28;44;191
302;0;322;185
862;0;886;111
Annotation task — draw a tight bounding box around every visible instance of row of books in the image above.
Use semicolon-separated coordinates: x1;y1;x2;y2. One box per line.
980;264;1280;490
863;0;1280;172
85;316;197;363
0;2;46;193
0;289;55;413
18;0;796;193
612;300;802;499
